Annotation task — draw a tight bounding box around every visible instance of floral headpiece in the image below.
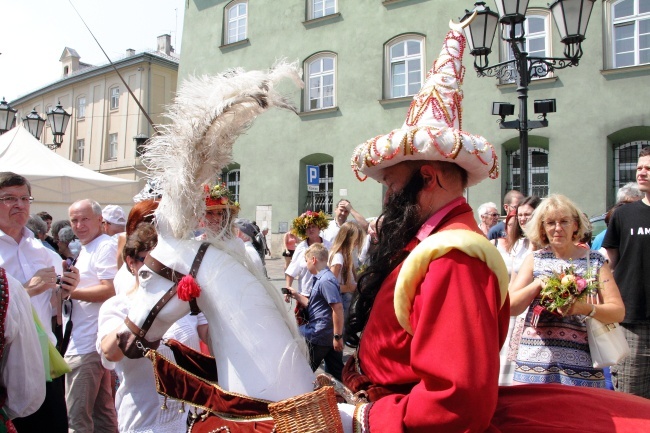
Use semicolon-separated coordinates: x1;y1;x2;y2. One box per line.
291;210;329;239
204;182;240;211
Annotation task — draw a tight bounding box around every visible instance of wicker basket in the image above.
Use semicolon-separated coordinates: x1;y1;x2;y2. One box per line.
268;386;344;433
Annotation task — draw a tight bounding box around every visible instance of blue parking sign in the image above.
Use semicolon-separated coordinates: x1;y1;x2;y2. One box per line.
307;165;319;192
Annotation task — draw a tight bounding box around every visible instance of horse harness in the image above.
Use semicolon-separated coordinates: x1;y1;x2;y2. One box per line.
119;243;209;359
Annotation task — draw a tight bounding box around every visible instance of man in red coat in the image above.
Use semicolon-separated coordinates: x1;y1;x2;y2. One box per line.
341;18;650;433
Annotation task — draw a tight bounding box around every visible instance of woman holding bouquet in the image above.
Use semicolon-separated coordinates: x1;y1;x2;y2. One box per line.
509;194;625;387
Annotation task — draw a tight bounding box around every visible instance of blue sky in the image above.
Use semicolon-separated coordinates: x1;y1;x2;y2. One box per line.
0;0;185;101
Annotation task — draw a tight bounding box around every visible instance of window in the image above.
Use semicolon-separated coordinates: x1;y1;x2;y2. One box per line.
77;97;86;119
224;169;241;203
614;140;649;189
225;1;247;44
386;35;424;98
309;0;336;19
507;148;549;197
501;13;551;83
108;133;118;160
306;163;334;215
305;54;336;111
611;0;650;68
110;87;120;110
76;139;85;162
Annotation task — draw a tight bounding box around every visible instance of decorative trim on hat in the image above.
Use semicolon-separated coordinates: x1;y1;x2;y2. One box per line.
351;24;499;187
204;182;240;211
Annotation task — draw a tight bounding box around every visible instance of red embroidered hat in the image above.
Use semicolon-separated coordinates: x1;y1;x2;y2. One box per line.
351;18;499;187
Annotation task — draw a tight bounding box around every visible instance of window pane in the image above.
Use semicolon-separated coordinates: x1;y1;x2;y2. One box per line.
406;40;421;56
528;16;545;34
323;57;334;71
391;42;405;59
309;61;321;75
531;151;548;167
641;0;650;14
528;37;546;54
614;0;634;19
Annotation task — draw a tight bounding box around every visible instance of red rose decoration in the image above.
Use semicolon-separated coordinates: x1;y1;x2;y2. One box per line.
220;196;228;204
177;275;201;301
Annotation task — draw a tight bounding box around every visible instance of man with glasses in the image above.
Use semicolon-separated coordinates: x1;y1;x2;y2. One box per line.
0;172;78;432
488;190;524;240
64;199;118;433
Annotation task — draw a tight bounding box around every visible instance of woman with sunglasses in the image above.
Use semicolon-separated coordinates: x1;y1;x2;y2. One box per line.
96;223;202;433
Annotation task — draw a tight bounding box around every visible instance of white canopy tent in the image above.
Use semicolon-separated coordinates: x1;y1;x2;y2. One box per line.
0;127;141;219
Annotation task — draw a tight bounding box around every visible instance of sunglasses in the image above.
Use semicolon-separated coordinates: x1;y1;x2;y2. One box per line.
134;255;147;263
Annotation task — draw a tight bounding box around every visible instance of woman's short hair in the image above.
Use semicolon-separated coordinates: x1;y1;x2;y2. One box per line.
477;202;498;218
524;194;590;247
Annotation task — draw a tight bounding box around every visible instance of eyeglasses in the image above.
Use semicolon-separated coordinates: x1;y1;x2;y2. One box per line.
483;213;499;217
544;220;573;229
0;195;34;206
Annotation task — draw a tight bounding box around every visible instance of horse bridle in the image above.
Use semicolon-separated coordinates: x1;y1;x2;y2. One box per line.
118;242;209;359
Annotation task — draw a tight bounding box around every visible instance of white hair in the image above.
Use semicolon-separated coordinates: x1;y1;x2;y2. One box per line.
478;202;498;217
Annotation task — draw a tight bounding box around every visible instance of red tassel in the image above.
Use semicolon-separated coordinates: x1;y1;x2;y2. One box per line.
177;275;201;301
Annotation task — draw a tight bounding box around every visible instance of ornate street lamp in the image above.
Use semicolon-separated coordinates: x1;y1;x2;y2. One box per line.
22;108;46;141
46;102;71;149
0;97;17;135
461;0;595;195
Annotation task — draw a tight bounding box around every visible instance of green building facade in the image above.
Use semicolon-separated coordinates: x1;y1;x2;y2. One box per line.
179;0;649;247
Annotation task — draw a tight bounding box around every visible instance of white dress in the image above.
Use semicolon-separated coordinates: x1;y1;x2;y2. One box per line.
97;294;201;433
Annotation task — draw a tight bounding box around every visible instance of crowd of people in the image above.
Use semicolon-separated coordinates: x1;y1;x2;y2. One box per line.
2;20;650;433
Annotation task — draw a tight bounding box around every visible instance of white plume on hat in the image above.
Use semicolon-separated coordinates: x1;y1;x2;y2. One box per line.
143;61;302;238
351;20;498;187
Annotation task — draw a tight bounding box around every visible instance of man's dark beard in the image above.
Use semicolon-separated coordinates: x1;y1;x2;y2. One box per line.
345;170;426;347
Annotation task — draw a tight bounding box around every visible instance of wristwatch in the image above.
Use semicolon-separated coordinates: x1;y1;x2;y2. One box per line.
333;334;342;341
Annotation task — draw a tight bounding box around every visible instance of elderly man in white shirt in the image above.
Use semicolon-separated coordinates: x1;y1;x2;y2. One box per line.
65;199;118;433
0;172;78;431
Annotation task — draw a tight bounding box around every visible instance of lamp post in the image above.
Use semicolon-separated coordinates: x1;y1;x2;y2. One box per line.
0;98;17;134
461;0;595;196
46;102;71;149
22;108;46;141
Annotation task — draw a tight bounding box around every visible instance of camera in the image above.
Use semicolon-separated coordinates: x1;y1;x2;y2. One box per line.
281;287;291;295
56;275;62;285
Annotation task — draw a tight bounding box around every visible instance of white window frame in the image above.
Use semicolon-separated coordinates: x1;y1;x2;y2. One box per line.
500;12;552;83
309;0;337;20
508;147;549;197
77;97;86;119
225;168;241;203
108;133;118;160
305;53;336;111
76;139;85;163
611;0;650;68
385;35;424;99
225;0;248;44
110;87;120;110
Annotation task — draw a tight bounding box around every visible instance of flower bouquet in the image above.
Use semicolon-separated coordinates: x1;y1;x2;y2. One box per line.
532;265;599;326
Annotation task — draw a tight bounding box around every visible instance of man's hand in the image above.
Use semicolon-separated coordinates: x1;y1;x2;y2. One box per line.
25;267;58;297
59;265;80;299
333;338;344;352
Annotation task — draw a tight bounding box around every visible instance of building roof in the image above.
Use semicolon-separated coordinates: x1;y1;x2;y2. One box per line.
10;49;179;105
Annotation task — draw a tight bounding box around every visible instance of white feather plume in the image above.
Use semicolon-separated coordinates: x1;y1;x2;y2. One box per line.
143;61;303;238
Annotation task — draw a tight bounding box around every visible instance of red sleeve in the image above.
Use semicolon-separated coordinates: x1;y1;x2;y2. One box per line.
368;250;508;433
